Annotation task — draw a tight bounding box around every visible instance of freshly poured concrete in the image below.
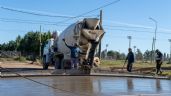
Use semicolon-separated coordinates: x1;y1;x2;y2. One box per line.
0;76;171;96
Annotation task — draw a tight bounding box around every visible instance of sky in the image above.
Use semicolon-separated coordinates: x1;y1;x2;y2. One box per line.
0;0;171;54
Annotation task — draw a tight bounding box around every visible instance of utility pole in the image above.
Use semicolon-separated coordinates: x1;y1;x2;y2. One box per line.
127;36;132;48
149;17;157;63
98;10;102;59
105;44;108;59
133;46;136;62
39;25;42;59
151;37;154;63
168;39;171;63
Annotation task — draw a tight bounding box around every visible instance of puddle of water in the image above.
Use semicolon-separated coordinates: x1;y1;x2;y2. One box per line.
0;76;171;96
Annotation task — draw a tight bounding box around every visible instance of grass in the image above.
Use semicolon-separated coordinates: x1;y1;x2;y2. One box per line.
100;59;171;68
162;71;171;76
0;57;15;62
14;56;27;62
100;60;171;77
0;57;27;62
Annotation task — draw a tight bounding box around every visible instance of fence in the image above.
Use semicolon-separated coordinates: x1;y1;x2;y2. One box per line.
0;50;21;58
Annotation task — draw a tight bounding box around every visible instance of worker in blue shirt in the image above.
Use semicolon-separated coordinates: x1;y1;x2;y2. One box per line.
63;39;80;69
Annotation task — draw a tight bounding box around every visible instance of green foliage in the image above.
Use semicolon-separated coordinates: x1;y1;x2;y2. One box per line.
107;50;126;60
0;40;16;51
143;50;151;61
0;31;52;59
136;48;143;60
15;35;21;51
19;31;40;55
14;56;26;62
107;50;115;57
100;59;171;68
162;71;171;76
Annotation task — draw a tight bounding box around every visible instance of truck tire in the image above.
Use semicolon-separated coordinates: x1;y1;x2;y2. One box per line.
93;57;100;67
43;55;49;70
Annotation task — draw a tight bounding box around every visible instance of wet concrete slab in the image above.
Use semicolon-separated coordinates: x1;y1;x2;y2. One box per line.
1;68;170;80
0;76;171;96
1;69;90;77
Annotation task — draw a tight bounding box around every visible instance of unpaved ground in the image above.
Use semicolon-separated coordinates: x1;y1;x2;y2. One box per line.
0;61;54;71
1;60;171;77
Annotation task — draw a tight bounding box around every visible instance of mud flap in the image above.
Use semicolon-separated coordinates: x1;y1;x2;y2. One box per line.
43;56;49;70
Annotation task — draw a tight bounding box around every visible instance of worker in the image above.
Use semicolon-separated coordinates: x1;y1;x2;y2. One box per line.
155;49;163;74
125;48;134;72
62;38;81;69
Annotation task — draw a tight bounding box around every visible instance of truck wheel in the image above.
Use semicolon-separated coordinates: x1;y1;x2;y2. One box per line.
43;56;48;70
93;57;100;67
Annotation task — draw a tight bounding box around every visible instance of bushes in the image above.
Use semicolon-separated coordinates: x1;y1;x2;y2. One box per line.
14;56;26;62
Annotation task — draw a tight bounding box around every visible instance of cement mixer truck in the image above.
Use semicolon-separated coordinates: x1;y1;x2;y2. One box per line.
43;18;104;70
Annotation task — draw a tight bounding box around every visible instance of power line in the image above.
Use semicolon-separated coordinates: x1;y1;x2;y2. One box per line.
104;27;171;35
105;34;169;42
1;17;171;35
55;0;121;24
0;19;69;26
0;0;120;25
0;29;27;32
103;20;171;33
103;24;152;30
1;6;76;18
0;6;98;19
0;19;50;25
1;18;171;35
0;17;70;24
105;27;154;33
74;0;120;18
103;19;157;29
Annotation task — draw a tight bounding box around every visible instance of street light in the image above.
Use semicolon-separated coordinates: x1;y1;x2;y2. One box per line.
106;44;108;51
133;46;136;52
39;25;42;59
168;39;171;63
149;17;157;62
127;36;132;48
105;44;108;59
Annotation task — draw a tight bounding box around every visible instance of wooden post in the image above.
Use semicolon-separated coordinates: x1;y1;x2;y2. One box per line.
98;10;102;59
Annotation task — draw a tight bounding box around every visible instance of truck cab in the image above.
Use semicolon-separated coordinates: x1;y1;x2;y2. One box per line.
43;38;54;69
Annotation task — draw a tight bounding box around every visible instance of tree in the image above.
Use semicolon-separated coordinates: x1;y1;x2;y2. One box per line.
136;49;143;60
107;50;115;59
163;53;166;61
7;40;16;51
114;51;121;60
0;31;52;59
19;31;51;58
0;44;2;50
15;35;21;51
107;50;123;60
120;53;126;60
0;41;16;51
143;50;151;61
1;43;7;50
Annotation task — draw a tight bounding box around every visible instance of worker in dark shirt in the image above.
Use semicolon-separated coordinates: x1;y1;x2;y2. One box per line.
155;49;163;74
125;48;134;72
63;39;80;69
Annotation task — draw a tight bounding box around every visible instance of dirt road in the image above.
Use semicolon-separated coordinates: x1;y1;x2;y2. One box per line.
0;61;54;71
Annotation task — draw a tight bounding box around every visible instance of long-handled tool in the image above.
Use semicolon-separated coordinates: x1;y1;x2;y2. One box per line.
122;61;127;70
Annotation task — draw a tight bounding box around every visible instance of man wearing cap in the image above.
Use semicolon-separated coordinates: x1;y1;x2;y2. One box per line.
63;39;81;69
155;49;163;74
